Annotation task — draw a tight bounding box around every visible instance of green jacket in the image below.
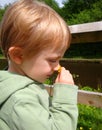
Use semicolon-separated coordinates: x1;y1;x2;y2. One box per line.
0;71;78;130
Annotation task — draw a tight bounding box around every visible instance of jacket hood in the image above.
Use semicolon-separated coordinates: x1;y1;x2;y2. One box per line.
0;71;34;106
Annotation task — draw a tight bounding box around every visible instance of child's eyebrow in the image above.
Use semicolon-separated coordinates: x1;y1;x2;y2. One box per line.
48;56;61;59
51;54;63;58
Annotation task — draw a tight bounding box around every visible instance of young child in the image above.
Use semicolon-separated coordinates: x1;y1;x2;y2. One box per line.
0;0;78;130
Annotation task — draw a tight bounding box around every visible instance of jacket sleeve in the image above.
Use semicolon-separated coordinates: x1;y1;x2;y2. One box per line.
11;83;78;130
50;83;78;130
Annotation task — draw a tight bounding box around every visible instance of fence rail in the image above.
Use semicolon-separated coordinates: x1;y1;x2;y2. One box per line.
78;90;102;108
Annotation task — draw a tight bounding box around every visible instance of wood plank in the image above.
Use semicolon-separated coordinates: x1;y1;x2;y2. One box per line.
78;90;102;108
71;31;102;43
69;21;102;34
69;21;102;43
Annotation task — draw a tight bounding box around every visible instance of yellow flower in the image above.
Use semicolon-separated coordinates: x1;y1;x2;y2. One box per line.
80;127;83;130
58;66;62;73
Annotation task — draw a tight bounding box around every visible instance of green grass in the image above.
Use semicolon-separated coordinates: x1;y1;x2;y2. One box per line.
77;104;102;130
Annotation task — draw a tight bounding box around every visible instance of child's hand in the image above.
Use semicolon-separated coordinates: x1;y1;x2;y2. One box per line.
55;67;74;85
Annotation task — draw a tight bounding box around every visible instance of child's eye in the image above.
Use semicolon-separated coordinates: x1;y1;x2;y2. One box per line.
49;60;57;63
48;57;60;63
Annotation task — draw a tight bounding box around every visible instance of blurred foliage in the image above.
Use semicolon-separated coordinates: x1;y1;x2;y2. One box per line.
0;0;102;24
44;71;58;85
0;5;8;21
64;42;102;59
65;0;102;25
77;104;102;130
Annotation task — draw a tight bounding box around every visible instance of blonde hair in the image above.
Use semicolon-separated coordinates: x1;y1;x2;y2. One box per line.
0;0;71;58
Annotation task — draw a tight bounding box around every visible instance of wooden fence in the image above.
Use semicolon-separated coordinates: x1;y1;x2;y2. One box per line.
69;21;102;108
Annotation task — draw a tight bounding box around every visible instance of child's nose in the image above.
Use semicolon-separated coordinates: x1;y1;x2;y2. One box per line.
53;64;60;71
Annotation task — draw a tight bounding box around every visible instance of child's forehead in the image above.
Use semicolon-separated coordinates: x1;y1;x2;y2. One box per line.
41;47;66;57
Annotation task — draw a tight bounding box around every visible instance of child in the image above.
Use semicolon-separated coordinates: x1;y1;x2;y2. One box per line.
0;0;78;130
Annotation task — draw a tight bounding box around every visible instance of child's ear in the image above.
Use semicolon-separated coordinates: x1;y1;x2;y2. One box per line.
8;47;23;64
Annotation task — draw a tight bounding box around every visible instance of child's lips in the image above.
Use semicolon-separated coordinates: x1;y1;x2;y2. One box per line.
47;73;53;78
46;75;51;78
47;75;50;78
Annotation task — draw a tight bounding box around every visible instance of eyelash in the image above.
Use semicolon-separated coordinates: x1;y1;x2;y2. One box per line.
49;60;57;63
49;58;61;63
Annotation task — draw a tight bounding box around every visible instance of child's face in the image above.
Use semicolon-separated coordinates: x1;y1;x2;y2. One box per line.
20;48;65;83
